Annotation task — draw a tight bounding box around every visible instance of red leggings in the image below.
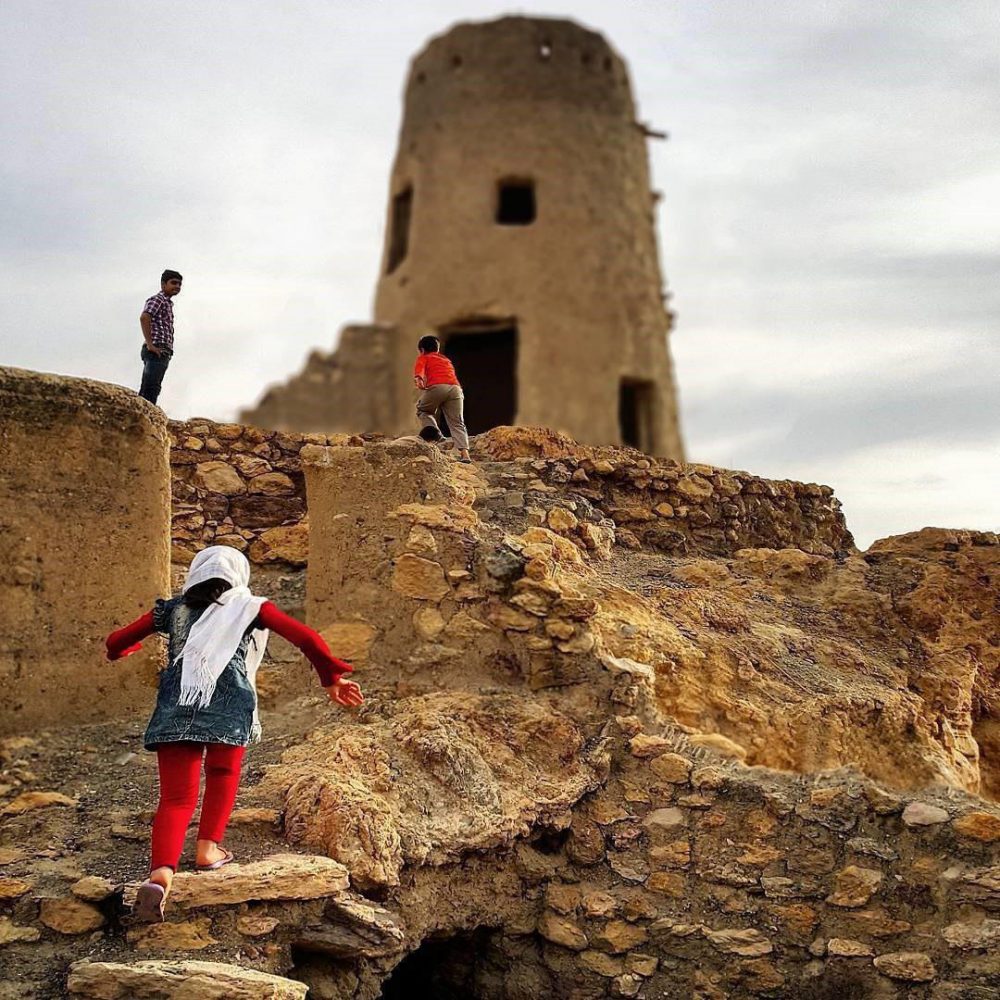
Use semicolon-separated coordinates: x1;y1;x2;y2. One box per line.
151;742;245;872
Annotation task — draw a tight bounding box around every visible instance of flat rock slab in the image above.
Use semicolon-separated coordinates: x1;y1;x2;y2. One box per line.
67;959;308;998
293;895;406;959
124;854;349;911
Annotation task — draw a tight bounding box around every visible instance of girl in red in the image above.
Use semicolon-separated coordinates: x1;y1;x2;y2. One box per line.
105;545;363;922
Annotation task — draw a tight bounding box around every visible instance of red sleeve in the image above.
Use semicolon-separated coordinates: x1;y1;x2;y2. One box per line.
106;611;156;661
257;602;353;688
413;355;426;379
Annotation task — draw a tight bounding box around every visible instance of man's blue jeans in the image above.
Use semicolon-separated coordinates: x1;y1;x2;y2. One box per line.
139;345;171;405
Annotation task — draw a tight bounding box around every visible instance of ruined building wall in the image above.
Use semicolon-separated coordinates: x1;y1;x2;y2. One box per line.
373;17;683;459
0;368;170;734
239;325;397;435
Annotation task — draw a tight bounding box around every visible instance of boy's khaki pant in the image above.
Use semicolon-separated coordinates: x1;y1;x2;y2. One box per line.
417;384;469;451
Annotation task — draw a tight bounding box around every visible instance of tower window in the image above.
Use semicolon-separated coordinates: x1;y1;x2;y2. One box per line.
386;186;412;274
496;180;535;226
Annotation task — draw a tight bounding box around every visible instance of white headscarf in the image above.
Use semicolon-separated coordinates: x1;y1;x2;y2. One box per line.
176;546;269;714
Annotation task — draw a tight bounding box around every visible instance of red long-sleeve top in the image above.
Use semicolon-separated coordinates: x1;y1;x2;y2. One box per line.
105;602;352;688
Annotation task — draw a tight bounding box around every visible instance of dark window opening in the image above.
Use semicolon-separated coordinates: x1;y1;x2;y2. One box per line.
496;180;535;226
439;322;518;436
619;378;657;453
386;186;412;274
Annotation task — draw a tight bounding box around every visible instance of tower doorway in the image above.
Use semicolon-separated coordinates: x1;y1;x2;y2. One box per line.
619;378;656;453
439;320;518;435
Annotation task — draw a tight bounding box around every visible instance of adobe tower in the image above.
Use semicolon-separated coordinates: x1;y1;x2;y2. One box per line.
242;16;684;459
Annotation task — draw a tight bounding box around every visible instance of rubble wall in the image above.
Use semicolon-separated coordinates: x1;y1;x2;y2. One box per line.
271;704;1000;999
168;418;375;567
0;368;170;734
473;426;855;558
171;419;852;571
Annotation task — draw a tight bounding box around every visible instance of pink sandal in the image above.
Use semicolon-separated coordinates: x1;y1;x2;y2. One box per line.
195;849;235;872
132;881;166;923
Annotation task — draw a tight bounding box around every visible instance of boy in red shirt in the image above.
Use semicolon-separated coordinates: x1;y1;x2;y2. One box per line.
413;335;472;463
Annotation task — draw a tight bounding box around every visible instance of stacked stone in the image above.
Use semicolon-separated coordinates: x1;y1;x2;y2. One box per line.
478;455;854;558
168;419;374;566
517;716;1000;997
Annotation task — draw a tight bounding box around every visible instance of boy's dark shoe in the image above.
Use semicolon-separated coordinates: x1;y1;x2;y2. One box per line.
419;426;443;442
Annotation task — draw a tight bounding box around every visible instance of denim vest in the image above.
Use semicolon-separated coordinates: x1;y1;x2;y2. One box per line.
143;597;261;751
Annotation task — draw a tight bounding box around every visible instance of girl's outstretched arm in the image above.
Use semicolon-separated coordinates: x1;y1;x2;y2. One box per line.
256;602;364;706
106;611;156;660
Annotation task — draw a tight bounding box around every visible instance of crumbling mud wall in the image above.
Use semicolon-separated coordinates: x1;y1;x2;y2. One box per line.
300;438;525;699
239;324;399;437
0;415;997;999
30;701;1000;999
0;368;170;734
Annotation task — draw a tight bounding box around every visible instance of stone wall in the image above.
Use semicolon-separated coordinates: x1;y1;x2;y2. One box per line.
172;420;851;571
474;426;854;558
0;368;170;735
300;439;514;694
269;704;1000;999
168;419;375;567
299;429;996;796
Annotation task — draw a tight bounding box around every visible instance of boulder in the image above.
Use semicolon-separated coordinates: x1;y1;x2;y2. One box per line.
192;461;245;496
872;951;936;982
39;898;106;934
266;693;600;888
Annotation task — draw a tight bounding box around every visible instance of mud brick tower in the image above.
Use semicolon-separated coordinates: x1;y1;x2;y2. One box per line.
243;16;684;459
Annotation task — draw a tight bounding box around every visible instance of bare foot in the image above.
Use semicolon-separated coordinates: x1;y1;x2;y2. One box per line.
148;866;173;892
195;839;229;868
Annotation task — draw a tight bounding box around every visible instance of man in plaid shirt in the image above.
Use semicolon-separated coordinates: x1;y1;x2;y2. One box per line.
139;269;182;405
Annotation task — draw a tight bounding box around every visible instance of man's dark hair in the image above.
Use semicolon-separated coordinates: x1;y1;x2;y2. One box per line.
161;269;183;283
417;335;439;353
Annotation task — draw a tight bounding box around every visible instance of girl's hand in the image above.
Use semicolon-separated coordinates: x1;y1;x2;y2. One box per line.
326;677;364;708
107;642;142;661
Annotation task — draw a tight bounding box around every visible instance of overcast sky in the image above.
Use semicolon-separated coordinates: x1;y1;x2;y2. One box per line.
1;0;997;547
